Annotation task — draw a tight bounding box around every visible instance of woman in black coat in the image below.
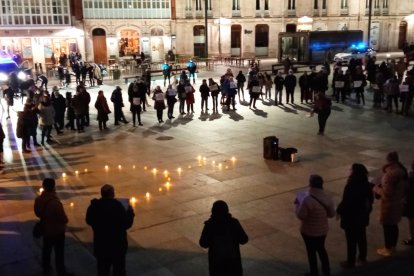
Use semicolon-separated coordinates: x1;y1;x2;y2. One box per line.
336;163;374;267
199;200;248;276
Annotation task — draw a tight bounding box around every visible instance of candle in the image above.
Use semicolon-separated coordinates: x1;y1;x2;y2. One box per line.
159;187;163;192
39;187;44;194
177;167;182;173
75;170;79;175
132;165;136;169
163;170;168;176
231;157;236;162
167;177;171;181
145;192;150;198
203;157;206;161
188;165;192;169
225;165;229;169
105;165;109;170
218;163;222;168
70;202;74;208
84;168;88;173
197;155;202;161
165;182;171;189
62;172;67;178
144;166;148;170
118;165;122;169
130;197;137;204
152;168;157;174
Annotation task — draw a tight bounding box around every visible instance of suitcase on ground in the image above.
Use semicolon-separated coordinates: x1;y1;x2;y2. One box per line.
280;147;298;162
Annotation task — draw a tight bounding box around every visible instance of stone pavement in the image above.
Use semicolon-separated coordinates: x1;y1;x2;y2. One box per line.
1;60;414;276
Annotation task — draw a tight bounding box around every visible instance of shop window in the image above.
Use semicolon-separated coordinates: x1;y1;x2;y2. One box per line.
119;30;140;56
255;24;269;47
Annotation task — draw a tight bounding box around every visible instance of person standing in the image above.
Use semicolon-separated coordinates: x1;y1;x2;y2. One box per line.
166;84;177;119
38;98;56;146
200;79;210;112
336;164;374;268
311;92;332;135
51;87;66;135
34;178;73;276
0;122;5;170
235;70;246;102
353;66;367;105
274;71;284;105
95;90;111;130
177;79;187;115
187;59;197;84
374;152;408;257
162;61;171;87
199;200;248;276
208;78;220;113
86;184;135;276
299;71;310;104
185;81;195;113
110;86;129;125
264;72;273;100
128;78;145;127
295;175;335;276
152;85;166;123
284;69;297;104
65;92;76;131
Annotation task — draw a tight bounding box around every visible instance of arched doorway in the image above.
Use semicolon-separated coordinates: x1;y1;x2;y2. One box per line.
255;24;269;56
193;25;206;58
151;28;164;62
231;25;242;56
92;28;107;64
398;21;407;49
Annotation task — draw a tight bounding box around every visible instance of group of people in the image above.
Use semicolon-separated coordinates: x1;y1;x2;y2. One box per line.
295;152;414;276
32;150;414;276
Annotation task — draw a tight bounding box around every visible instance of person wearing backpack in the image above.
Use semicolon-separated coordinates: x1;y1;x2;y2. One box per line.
187;59;197;84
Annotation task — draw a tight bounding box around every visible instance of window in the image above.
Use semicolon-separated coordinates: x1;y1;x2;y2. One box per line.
256;0;260;10
341;0;348;9
264;0;268;10
288;0;295;10
255;24;269;47
195;0;202;11
383;0;388;8
322;0;326;9
374;0;379;8
232;0;240;10
314;0;318;9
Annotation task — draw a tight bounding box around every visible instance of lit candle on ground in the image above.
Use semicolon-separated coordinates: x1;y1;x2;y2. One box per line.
203;157;206;161
62;172;67;178
152;168;157;175
188;165;192;169
218;163;222;168
70;202;74;208
197;155;202;161
130;197;137;205
75;170;79;175
225;165;229;169
39;188;44;194
231;157;236;162
118;165;122;169
105;165;109;170
177;167;182;173
159;187;163;192
163;170;168;176
167;177;171;181
84;169;88;173
145;192;150;198
132;165;136;169
165;182;171;190
144;166;148;170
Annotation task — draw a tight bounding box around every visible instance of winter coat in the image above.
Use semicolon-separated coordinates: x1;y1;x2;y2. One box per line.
111;88;124;108
376;162;408;224
86;198;134;258
152;90;166;110
95;95;111;121
296;187;336;237
235;72;246;84
199;84;210;98
199;215;248;276
274;75;284;90
34;190;68;237
38;103;55;126
184;85;195;105
299;74;309;89
128;81;146;112
337;177;374;229
284;74;297;89
51;94;66;117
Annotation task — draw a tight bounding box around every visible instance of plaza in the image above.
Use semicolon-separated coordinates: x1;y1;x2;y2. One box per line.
1;60;414;275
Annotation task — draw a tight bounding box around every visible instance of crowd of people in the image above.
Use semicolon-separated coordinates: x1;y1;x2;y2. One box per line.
31;150;414;276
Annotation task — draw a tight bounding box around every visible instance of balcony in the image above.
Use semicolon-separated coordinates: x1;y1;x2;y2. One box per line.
340;8;348;15
287;9;296;17
382;8;388;15
185;9;192;19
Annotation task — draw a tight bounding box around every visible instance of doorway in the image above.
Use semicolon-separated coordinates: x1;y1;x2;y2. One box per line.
255;24;269;56
193;25;206;58
398;21;407;49
231;25;242;56
92;28;107;64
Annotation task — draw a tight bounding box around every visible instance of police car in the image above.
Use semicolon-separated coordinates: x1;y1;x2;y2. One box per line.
0;51;31;83
334;44;376;65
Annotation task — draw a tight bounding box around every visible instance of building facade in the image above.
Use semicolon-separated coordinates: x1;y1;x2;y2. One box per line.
2;0;414;67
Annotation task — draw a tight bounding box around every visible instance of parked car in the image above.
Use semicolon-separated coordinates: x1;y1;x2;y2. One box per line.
334;45;376;65
0;51;32;84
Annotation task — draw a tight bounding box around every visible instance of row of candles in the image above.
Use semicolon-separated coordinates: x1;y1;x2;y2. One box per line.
38;156;237;208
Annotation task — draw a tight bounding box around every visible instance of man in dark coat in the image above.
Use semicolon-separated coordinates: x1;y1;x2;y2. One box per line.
273;71;284;105
199;200;248;276
110;86;129;125
34;178;73;276
284;69;297;104
128;77;146;126
86;184;135;276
